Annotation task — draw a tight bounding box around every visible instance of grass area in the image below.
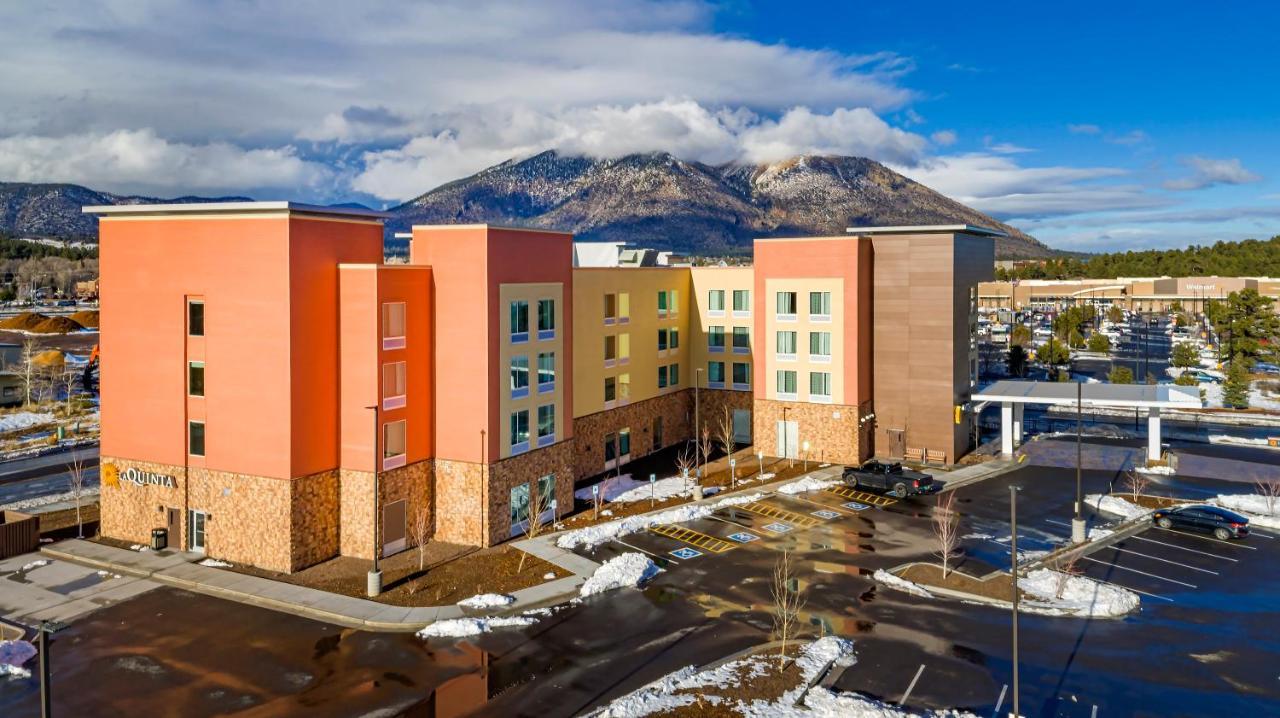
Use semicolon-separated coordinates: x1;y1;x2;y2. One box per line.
898;563;1016;602
652;643;808;717
225;542;568;607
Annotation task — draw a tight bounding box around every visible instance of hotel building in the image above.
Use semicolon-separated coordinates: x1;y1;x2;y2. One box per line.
87;202;993;572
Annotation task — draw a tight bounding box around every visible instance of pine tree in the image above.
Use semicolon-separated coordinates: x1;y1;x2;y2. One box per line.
1222;362;1251;409
1108;366;1134;384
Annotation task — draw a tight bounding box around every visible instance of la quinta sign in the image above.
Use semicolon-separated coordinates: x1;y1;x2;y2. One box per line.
113;465;177;489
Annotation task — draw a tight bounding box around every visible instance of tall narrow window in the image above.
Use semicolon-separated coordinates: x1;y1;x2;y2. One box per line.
187;300;205;337
188;420;206;457
708;325;725;352
657;328;669;352
618;333;630;364
809;371;832;402
657;290;669;316
618;373;631;403
509;410;530;452
537;299;555;340
604;335;617;365
382;302;406;349
604;376;617;403
670;328;679;350
708;289;725;315
509;300;529;342
708;361;725;386
809;292;831;321
732;289;750;316
537;352;555;392
384;419;407;467
809;331;832;362
510;355;530;397
776;331;797;359
618;428;631;457
188;361;205;397
776;292;797;319
382;361;407;409
732;326;750;353
776;370;797;398
669;363;680;386
618;292;630;323
604;293;617;324
537;404;556;446
658;365;668;389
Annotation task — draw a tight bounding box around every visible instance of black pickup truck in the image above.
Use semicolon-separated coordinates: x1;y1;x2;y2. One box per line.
842;460;938;498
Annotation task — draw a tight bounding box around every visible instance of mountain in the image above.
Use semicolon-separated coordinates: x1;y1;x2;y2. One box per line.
0;182;251;239
389;151;1054;259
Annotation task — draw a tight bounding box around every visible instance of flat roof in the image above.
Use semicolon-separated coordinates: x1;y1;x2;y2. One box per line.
973;380;1201;408
845;224;1008;238
409;223;570;235
82;201;389;220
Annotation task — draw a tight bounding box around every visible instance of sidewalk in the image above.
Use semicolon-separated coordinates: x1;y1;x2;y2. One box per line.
933;457;1021;492
41;539;585;632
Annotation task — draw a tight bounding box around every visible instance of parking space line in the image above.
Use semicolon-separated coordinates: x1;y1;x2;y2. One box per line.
781;493;858;515
706;513;754;531
992;684;1007;718
648;524;736;553
612;538;675;562
737;501;822;527
899;664;925;706
1100;545;1220;574
1080;556;1198;588
1130;534;1239;561
1097;579;1173;602
1153;527;1257;550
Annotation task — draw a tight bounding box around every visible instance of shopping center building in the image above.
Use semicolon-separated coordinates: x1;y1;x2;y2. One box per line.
87;202;994;572
979;276;1280;313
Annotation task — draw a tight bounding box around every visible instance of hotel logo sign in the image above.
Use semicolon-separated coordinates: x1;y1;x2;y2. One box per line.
103;464;177;490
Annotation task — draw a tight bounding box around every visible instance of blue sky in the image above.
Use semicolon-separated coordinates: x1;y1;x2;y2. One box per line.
0;0;1276;252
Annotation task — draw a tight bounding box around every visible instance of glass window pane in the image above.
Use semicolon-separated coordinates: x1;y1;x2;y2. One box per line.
709;290;724;311
733;327;749;348
619;428;631;455
538;352;555;384
670;363;679;386
733;362;750;384
670;328;679;349
189;421;205;456
382;361;406;396
733;290;750;312
384;420;407;457
538;299;555;331
188;362;204;396
382;302;405;338
188;301;204;336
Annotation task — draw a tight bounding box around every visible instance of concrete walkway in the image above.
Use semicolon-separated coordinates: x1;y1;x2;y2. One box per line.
41;539;584;632
932;457;1021;493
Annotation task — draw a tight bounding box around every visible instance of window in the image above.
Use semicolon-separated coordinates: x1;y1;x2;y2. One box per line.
188;300;205;337
619;428;631;457
776;330;797;360
670;290;679;315
653;416;664;449
382;302;405;349
708;325;725;352
188;420;205;457
657;365;668;389
618;333;630;364
668;363;680;386
537;404;555;446
657;328;669;352
510;355;529;397
510;482;530;530
384;419;407;467
732;289;750;316
537;299;555;340
809;371;832;402
604;335;617;365
509;409;530;452
537;352;555;392
618;292;630;323
809;331;832;362
509;300;529;343
382;361;406;409
732;326;750;353
670;327;679;350
809;292;831;321
188;361;205;397
776;291;797;319
604;293;617;324
604;376;617;403
776;370;797;399
708;361;725;387
536;474;555;515
732;362;751;388
618;373;631;403
657;290;669;316
708;289;725;316
604;432;618;463
658;289;678;316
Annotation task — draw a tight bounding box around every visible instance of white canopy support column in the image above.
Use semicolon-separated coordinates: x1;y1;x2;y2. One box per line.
1148;407;1162;461
1001;401;1015;455
1013;403;1024;443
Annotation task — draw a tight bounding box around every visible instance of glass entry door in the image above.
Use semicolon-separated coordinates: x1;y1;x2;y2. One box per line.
189;510;207;553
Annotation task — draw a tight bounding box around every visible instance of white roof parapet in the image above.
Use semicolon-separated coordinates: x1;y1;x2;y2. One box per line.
972;380;1201;408
845;224;1008;238
82;200;389;220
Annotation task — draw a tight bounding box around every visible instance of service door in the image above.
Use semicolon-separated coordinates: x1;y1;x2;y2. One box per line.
382;499;407;557
166;508;180;546
775;420;798;459
887;429;905;459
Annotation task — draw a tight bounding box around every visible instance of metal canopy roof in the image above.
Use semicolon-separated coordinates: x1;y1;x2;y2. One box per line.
845;224;1008;238
973;380;1201;408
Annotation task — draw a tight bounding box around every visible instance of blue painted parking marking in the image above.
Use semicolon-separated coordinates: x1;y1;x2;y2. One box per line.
763;522;794;534
843;501;870;511
670;547;703;560
811;509;840;520
729;532;759;543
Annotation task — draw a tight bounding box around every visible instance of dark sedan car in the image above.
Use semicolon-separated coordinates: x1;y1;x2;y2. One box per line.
1152;505;1249;540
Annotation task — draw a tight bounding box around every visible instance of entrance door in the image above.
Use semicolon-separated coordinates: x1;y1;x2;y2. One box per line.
887;429;905;459
732;409;752;445
775;420;798;458
166;508;180;546
382;499;407;557
188;510;207;553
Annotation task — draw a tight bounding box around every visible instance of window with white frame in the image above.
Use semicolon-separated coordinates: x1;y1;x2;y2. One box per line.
776;370;797;399
618;333;630;364
382;302;406;349
809;291;831;322
809;331;832;362
732;289;750;316
732;362;751;388
509;409;530;452
537;404;555;446
537;352;555;392
809;371;832;402
708;289;725;316
776;330;797;360
708;361;725;387
776;291;797;320
383;419;407;468
382;361;406;409
732;326;750;353
509;300;529;343
537;299;555;340
708;325;725;352
604;376;617;403
510;355;529;397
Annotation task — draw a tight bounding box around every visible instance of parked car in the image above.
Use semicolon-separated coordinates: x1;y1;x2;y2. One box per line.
1151;505;1249;540
842;460;938;497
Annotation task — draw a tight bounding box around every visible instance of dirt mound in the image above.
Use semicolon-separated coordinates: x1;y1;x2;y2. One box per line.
69;310;100;329
0;312;87;334
31;315;84;334
0;312;48;331
32;350;64;367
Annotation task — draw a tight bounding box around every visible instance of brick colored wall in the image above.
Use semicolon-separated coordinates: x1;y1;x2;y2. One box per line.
695;388;753;450
290;470;339;571
433;458;486;546
339;459;433;561
572;390;693;480
752;398;863;466
99;456;189;548
487;439;575;546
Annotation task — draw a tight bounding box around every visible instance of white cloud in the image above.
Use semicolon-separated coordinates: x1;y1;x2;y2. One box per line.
0;129;331;196
1163;156;1262;191
1068;124;1101;135
930;130;958;146
355;101;930;200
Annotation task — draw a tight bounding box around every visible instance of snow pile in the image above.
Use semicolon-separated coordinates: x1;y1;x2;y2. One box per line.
557;492;764;550
777;475;842;495
198;558;232;568
457;593;515;610
1086;493;1151;520
1087;526;1115;541
542;572;556;580
574;473;696;505
0;487;99;511
1135;465;1175;475
872;569;933;598
1212;494;1280;529
0;663;30;679
20;559;49;572
580;553;661;597
128;544;150;552
0;412;56;433
1201;382;1280;411
1019;568;1140;618
1208;435;1275;448
961;532;994;540
0;639;36;669
417;615;537;638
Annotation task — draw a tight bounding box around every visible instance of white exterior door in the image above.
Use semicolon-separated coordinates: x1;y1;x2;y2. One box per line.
775;420;798;458
188;510;207;553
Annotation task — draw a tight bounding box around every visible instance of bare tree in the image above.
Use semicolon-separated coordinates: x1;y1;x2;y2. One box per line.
716;406;735;464
674;443;696;497
61;364;78;417
67;456;86;538
770;549;806;670
411;506;430;573
932;491;962;579
698;427;713;487
19;338;38;406
1123;470;1150;502
1052;553;1083;599
517;479;556;573
1256;479;1280;516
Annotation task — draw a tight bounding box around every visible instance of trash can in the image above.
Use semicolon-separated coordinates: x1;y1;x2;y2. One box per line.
151;528;168;551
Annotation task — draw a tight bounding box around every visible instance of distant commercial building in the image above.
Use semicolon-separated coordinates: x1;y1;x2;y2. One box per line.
979;276;1280;313
87;202;992;572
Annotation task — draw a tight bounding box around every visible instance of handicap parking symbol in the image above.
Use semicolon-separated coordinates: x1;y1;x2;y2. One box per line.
763;522;794;534
670;547;702;560
729;532;759;543
811;509;840;520
843;501;870;511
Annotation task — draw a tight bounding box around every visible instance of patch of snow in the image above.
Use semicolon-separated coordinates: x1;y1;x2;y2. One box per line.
1019;568;1140;618
1087;526;1114;541
96;570;121;579
1135;465;1175;475
1211;494;1280;529
1085;493;1152;521
580;553;661;597
557;492;764;550
542;572;556;580
0;663;30;679
0;639;37;669
198;558;232;568
574;473;698;505
777;475;841;495
872;569;933;598
128;544;150;552
600;509;614;516
416;615;537;638
20;559;48;572
961;532;993;540
457;593;515;610
0;412;56;433
1208;434;1277;448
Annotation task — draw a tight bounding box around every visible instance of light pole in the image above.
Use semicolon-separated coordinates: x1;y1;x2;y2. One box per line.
1072;381;1086;543
366;404;382;597
1010;484;1021;718
756;450;764;480
694;367;702;479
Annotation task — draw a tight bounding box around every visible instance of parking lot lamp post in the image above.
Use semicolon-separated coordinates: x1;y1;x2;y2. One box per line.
802;440;810;472
367;404;382;598
694;367;702;461
1073;381;1086;543
1010;485;1021;718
